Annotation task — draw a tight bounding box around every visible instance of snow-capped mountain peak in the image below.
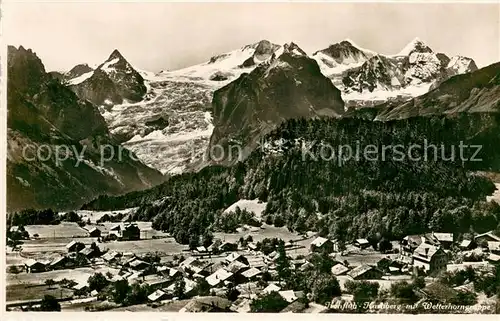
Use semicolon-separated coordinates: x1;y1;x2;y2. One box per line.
396;37;433;56
282;42;307;57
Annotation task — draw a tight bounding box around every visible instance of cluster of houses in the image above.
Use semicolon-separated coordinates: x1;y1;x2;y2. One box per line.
17;227;500;311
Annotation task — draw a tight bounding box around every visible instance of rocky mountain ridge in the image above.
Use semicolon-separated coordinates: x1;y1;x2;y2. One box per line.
7;46;164;211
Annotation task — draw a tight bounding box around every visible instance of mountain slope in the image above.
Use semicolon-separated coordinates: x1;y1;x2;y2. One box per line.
7;46;165;211
208;42;344;163
375;62;500;120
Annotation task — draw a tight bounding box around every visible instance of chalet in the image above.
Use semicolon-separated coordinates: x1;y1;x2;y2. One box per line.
241;267;262;281
412;243;448;273
206;268;234;287
86;227;101;237
24;259;46;273
148;289;167;302
354;239;370;249
475;231;500;246
225;253;249;265
310;237;333;253
347;265;383;280
278;290;305;303
122;223;140;241
331;263;349;276
432;233;454;248
263;283;281;294
487;241;500;254
66;240;85;253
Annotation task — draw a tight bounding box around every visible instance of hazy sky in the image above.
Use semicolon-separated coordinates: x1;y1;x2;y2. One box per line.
3;2;499;72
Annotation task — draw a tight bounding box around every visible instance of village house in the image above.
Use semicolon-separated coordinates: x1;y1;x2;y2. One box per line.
102;251;121;263
354;239;370;249
24;259;46;273
310;237;334;253
400;234;440;257
144;276;171;290
240;267;262;282
475;231;500;246
226;260;249;275
195;246;208;255
165;277;196;297
247;242;258;251
347;264;383;280
66;240;85;253
129;259;150;271
86;227;101;237
110;224;121;232
122;223;141;241
49;256;70;270
263;283;281;294
487;253;500;264
148;289;167;302
432;233;454;249
487;241;500;255
278;290;305;303
219;241;238;253
412;243;448;274
225;252;249;265
331;263;349;276
206;268;234;287
459;239;475;250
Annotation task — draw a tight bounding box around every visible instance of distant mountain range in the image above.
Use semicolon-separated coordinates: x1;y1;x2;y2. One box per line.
7;38;498;210
55;38;481;173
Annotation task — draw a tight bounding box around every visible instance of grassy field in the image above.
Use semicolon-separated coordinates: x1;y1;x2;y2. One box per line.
24;222;89;239
6;266;121;287
6;284;74;302
101;237;188;255
19;237;98;255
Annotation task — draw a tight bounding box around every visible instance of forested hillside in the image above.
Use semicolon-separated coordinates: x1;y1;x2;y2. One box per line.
82;113;500;245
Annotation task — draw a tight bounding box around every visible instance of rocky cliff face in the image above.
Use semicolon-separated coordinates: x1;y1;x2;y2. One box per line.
208;43;345;163
7;46;164;211
67;49;147;106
